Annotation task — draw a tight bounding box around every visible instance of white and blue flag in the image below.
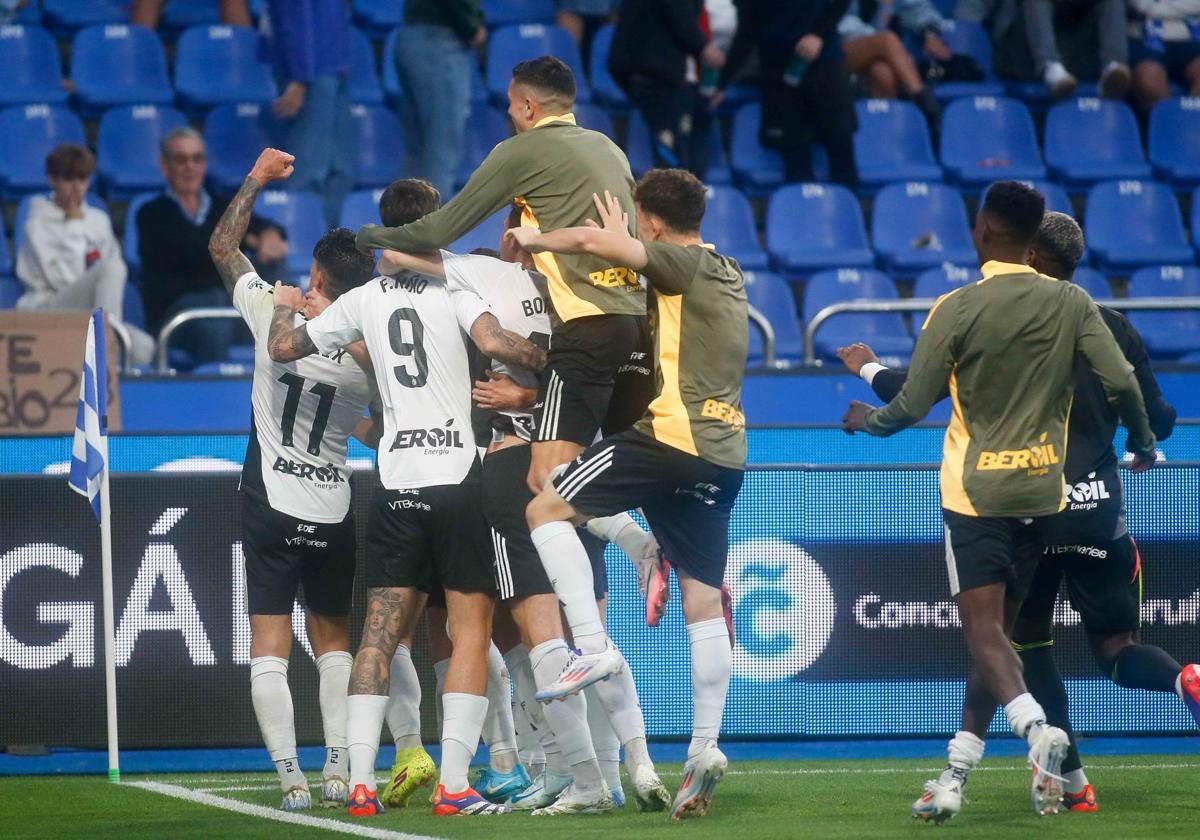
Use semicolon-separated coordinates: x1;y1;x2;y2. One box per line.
68;308;108;520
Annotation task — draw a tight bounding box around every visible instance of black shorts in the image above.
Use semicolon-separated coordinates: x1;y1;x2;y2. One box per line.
942;509;1043;600
534;314;653;446
483;445;553;601
366;460;496;595
1015;535;1142;639
241;492;356;617
1040;464;1125;546
552;429;743;589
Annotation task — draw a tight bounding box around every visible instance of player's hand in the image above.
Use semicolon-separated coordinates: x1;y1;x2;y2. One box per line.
273;281;305;312
472;370;536;411
592;190;630;234
841;400;873;435
504;226;541;251
303;287;331;319
249;147;295;185
836;343;879;376
272;81;307;120
795;34;823;61
1127;450;1157;474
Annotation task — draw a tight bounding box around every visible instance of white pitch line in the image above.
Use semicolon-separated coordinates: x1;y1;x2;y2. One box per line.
127;781;445;840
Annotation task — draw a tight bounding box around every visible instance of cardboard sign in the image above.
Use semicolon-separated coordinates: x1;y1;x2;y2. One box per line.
0;311;122;436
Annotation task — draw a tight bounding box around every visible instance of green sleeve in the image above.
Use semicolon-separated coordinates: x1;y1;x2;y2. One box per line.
641;241;701;295
863;291;959;437
1073;289;1156;455
357;137;521;252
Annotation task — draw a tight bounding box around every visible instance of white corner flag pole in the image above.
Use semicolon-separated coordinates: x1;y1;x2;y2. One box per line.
99;435;120;783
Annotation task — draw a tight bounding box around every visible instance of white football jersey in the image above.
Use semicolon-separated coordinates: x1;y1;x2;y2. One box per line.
306;271;491;490
442;252;551;441
232;272;373;523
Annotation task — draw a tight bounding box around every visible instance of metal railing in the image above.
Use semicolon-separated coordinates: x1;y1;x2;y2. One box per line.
747;303;778;369
155;307;242;372
803;297;1200;365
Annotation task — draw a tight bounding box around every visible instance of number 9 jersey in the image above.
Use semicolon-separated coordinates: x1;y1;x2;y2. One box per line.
304;270;491;490
233;272;373;523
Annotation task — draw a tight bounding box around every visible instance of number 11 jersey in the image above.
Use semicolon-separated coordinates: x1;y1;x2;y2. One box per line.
233;272;373;523
305;270;491;491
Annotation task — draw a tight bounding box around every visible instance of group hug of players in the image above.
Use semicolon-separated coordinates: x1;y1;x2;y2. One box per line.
206;54;1200;824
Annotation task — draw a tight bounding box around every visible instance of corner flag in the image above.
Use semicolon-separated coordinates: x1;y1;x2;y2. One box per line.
68;308;108;518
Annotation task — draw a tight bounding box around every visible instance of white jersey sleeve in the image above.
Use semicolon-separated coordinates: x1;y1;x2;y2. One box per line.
306;285;367;354
231;271;276;340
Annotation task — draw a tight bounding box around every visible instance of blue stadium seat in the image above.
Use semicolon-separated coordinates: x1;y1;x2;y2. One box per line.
485;24;591;106
853;99;941;189
11;1;43;25
123;191;158;275
123;280;147;331
701;185;768;271
912;263;973;324
871;181;976;273
940;96;1045;187
589;24;628;108
744;271;802;364
254;190;327;277
624;111;731;184
1149;97;1200;189
766;183;873;275
161;0;222;37
573;102;615;139
204;103;284;195
803;268;913;363
339;187;386;230
1126;265;1200;358
730;102;783;196
98;105;188;200
928;19;1006;101
1084;180;1192;272
352;0;403;38
1044;98;1152;188
192;361;253;375
1179;351;1200;364
1025;180;1073;215
0;24;69;106
0;104;87;200
0;218;11;277
348;27;385;104
349;103;404;188
43;0;125;35
1071;266;1111;299
482;0;556;28
175;25;276;113
450;208;509;253
71;24;174;115
457;105;512;187
1193;186;1200;260
13;192;107;256
0;276;21;308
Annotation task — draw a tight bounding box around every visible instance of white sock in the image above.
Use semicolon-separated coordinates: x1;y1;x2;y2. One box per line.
386;644;423;750
584;684;622;793
504;645;546;756
346;693;388;790
1004;692;1048;744
316;650;352;779
1064;767;1088;794
944;730;984;785
441;692;489;793
483;642;518;773
531;521;607;653
530;639;604;793
586;513;649;564
587;646;651;779
250;656;305;791
687;618;731;759
433;657;451;730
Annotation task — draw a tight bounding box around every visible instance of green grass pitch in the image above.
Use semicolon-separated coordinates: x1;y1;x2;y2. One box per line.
1;755;1197;839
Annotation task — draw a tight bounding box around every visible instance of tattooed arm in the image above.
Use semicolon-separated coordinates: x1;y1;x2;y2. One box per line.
208;147;295;296
469;312;548;372
266;282;318;362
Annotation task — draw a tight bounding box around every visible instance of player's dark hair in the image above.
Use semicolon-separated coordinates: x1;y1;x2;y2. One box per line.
1032;211;1085;279
980;181;1045;244
379;178;441;227
634;168;707;234
312;228;374;300
45;143;95;180
511;56;576;106
470;247;501;258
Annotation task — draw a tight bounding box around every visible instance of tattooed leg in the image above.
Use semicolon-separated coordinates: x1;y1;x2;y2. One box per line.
349;587;418;696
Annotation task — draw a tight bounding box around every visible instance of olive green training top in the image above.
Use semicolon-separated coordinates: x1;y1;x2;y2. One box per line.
357;114;646;324
634;241;748;470
864;261;1155;519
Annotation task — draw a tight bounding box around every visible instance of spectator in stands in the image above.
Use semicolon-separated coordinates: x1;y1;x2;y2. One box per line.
718;0;858;187
137;128;287;367
556;0;615;67
394;0;486;199
131;0;251;27
1024;0;1130;99
262;0;357;228
1128;0;1200;112
838;1;944;127
16;144;155;365
609;0;726;178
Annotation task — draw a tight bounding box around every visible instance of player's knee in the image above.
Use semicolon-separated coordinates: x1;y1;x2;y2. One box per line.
525;490;566;530
1090;633;1135;677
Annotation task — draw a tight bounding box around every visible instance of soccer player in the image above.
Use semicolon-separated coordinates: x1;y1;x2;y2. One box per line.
208;148;375;811
265;179;548;818
842;182;1158;818
839;210;1197;815
509;169;749;820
